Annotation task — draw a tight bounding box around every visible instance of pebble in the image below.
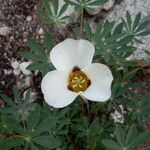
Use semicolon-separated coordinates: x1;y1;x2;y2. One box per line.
19;62;32;75
11;61;20;69
26;16;32;22
0;26;10;36
4;69;12;75
38;28;44;35
13;69;21;76
87;0;115;15
25;76;31;87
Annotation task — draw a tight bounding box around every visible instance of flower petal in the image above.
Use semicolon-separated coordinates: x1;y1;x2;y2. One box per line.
41;70;78;108
81;63;113;102
50;39;95;71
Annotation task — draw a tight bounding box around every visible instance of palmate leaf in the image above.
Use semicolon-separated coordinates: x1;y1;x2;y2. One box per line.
115;125;125;147
0;139;24;150
102;139;122;150
26;109;40;133
130;93;150;123
0;94;16;108
19;35;53;76
129;132;150;147
39;0;69;26
31;136;60;149
25;109;62;149
125;124;137;146
122;11;150;43
0;87;36;121
84;21;135;65
0;108;61;150
103;125;150;150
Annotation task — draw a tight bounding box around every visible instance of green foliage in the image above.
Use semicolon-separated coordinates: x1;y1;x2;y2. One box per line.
19;34;54;76
0;109;60;150
0;86;37;121
102;124;150;150
84;20;136;71
1;91;150;149
122;11;150;44
130;93;150;123
39;0;69;26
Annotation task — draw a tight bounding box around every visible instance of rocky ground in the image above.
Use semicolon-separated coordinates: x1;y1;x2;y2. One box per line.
0;0;150;149
0;0;69;98
106;0;150;60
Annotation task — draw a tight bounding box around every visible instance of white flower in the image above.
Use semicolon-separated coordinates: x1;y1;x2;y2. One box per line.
41;39;113;108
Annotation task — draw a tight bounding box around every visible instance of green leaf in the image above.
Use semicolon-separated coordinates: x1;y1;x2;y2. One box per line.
125;125;136;146
0;108;13;114
136;31;150;36
126;11;132;31
29;143;39;150
5;116;24;133
33;118;50;136
24;142;29;150
132;12;141;32
115;125;125;146
27;63;49;71
145;50;150;56
130;132;150;147
94;23;103;39
118;35;134;46
1;94;16;107
44;34;53;53
53;0;59;16
102;139;122;150
113;22;123;35
28;39;45;55
58;3;68;18
85;23;92;39
142;93;150;104
135;20;150;33
124;70;137;81
27;110;40;132
19;51;46;62
32;136;60;149
87;0;108;6
42;0;53;17
13;86;20;103
0;139;24;150
23;90;31;106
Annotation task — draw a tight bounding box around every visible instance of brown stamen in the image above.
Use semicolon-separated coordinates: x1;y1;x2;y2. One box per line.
72;66;81;72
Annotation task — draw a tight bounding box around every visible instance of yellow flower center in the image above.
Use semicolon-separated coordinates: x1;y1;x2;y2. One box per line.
67;67;91;93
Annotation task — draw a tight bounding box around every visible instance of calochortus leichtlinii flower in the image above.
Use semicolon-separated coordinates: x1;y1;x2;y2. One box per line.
41;39;113;108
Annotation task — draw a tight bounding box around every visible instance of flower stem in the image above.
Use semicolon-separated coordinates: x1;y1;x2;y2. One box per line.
124;64;149;79
80;7;84;37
